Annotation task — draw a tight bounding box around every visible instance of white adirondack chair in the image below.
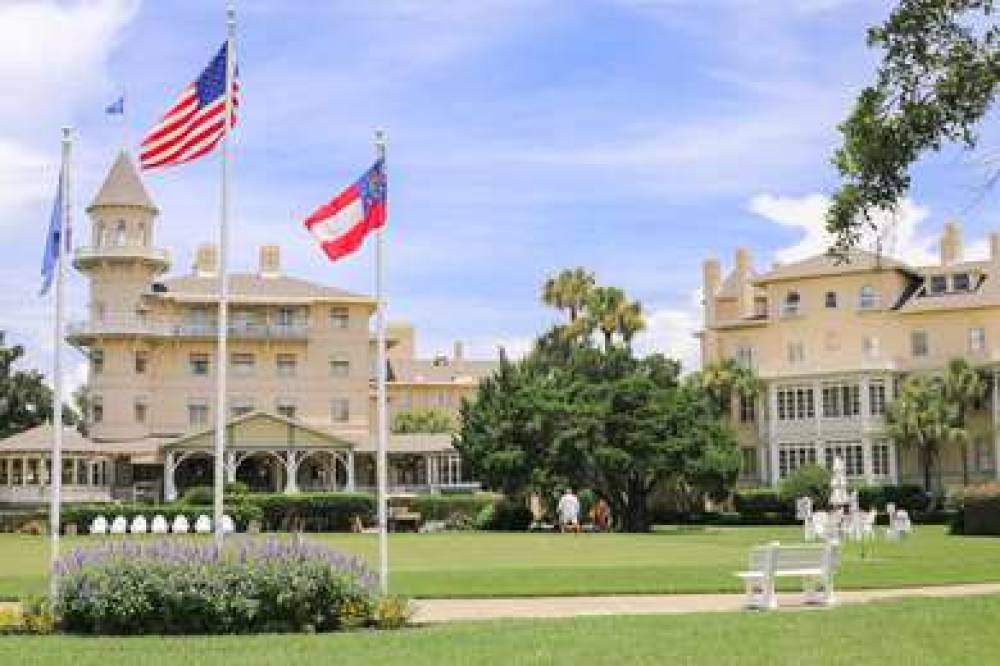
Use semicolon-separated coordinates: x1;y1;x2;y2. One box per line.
150;515;169;534
109;515;128;535
89;515;108;535
862;509;877;540
171;514;190;534
811;511;830;541
130;515;148;534
194;514;212;534
221;514;235;534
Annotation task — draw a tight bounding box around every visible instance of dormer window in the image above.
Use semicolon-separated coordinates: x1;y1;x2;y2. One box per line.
824;291;837;309
953;272;971;292
929;275;947;294
781;291;801;317
859;286;877;310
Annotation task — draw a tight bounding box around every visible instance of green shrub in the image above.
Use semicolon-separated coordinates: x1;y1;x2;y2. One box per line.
778;465;831;507
855;484;929;513
60;503;262;533
179;482;250;505
54;538;390;635
951;484;1000;535
476;498;532;531
409;494;498;523
374;595;413;630
245;493;375;532
733;489;793;521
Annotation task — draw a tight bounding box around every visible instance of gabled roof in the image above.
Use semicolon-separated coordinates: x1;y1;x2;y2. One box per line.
0;425;161;455
755;248;914;284
88;151;157;213
158;273;373;303
163;410;356;451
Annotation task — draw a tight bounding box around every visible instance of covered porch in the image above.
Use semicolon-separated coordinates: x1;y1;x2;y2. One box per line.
161;411;356;501
353;434;480;495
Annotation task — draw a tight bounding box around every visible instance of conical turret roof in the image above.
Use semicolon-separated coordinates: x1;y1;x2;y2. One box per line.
88;151;158;213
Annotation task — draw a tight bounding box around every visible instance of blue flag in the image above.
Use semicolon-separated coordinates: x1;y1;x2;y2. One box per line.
105;96;124;115
39;173;66;296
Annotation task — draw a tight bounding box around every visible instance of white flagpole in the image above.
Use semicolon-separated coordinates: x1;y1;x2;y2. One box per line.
50;126;71;601
214;1;236;549
375;128;389;594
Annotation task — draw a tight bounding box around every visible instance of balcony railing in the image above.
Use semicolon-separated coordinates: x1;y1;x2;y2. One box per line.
67;318;309;340
74;245;170;265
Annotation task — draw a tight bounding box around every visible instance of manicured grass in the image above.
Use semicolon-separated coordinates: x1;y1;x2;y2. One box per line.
2;525;1000;599
3;595;1000;664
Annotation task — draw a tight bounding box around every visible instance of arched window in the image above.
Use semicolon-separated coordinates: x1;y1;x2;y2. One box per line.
782;291;801;316
137;221;147;246
859;286;876;309
113;220;127;247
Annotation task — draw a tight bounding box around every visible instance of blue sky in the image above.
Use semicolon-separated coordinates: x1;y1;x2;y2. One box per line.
2;0;999;389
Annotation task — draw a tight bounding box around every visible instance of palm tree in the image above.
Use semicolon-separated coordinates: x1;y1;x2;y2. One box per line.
585;286;627;351
616;300;646;350
941;357;987;486
696;359;762;417
885;375;963;496
541;268;595;323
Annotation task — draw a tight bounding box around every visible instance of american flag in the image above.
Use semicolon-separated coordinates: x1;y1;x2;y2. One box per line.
140;42;239;170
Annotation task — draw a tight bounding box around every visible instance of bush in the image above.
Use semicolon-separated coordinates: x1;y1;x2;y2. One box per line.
476;498;532;531
180;482;250;505
409;494;497;523
733;489;793;522
245;493;375;532
60;503;263;533
950;484;1000;535
778;465;831;507
54;538;396;634
855;484;929;513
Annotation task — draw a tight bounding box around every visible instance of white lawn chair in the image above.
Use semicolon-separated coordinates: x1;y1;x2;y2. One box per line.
171;514;190;534
896;509;913;537
150;514;169;534
862;509;877;540
221;514;235;534
811;511;829;542
109;515;128;535
130;515;148;534
194;514;212;534
89;515;108;535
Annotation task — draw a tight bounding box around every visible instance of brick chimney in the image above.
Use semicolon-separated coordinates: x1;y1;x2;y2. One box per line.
734;247;754;318
193;244;217;277
702;258;721;325
990;233;1000;264
259;244;281;278
940;221;962;266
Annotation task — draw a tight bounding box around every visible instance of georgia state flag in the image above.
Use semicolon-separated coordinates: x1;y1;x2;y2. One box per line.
304;159;387;262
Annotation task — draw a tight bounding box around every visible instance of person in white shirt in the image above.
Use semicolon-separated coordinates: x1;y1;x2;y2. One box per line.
557;488;581;533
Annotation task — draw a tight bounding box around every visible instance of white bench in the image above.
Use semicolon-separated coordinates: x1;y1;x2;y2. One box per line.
735;542;838;610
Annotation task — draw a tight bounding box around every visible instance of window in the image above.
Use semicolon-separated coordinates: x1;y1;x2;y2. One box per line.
230;400;254;418
135;350;149;374
787;342;805;365
740;447;758;480
331;398;350;423
969;327;986;354
911;330;929;358
953;272;971;292
825;291;838;309
776;387;815;421
778;445;817;478
329;354;350;378
231;353;255;376
134;399;147;424
91;349;104;375
858;286;877;310
189;353;210;376
929;274;947;294
276;307;296;327
862;335;880;360
734;345;754;369
276;353;297;377
822;383;860;418
276;400;296;420
825;442;864;477
782;291;801;317
330;307;349;329
92;396;104;424
113;220;127;246
871;442;891;478
739;395;756;423
435;455;464;486
869;381;886;416
975;437;995;473
188;401;209;427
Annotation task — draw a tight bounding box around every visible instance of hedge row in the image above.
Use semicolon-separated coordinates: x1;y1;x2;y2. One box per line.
60;503;263;532
408;494;498;522
950;485;1000;535
245;493;375;532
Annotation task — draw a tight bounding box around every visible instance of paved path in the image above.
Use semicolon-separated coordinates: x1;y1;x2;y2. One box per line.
412;582;1000;624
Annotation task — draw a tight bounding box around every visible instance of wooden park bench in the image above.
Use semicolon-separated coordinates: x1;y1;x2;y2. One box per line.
735;542;838;610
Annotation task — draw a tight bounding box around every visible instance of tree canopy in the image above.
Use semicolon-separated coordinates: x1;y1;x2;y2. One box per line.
455;271;741;532
0;335;60;438
391;408;455;434
828;0;1000;253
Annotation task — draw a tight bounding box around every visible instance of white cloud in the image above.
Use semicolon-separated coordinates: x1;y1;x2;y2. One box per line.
634;290;703;373
747;193;978;267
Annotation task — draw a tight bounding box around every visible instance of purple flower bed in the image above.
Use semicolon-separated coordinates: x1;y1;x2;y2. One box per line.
54;538;381;634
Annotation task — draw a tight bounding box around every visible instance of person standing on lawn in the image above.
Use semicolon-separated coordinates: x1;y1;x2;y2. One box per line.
557;488;581;533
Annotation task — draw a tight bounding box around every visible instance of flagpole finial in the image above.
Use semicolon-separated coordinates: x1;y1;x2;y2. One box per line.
227;0;236;24
374;128;386;157
61;126;71;141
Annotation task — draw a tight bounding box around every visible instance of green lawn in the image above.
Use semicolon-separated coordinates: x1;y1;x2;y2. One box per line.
2;525;1000;599
3;595;1000;664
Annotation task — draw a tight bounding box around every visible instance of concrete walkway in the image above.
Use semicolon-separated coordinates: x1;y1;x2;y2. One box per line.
412;582;1000;624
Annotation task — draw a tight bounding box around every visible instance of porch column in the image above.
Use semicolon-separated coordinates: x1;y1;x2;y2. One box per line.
768;384;780;486
283;452;300;494
163;451;177;502
346;450;355;492
426;454;436;493
225;452;238;484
